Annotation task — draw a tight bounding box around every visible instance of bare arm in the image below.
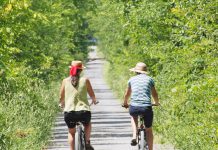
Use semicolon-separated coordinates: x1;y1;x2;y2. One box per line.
59;79;65;108
86;78;97;104
151;86;160;105
123;86;131;107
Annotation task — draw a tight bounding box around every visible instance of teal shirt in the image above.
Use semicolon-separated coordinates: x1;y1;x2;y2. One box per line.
128;74;154;106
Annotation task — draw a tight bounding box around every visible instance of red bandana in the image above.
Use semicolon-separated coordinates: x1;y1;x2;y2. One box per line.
70;66;79;76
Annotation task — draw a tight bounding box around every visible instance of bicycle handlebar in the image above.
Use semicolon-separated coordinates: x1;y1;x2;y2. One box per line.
89;100;99;106
121;103;160;108
151;103;160;106
121;104;129;108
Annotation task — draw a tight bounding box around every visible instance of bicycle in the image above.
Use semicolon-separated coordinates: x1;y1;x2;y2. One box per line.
137;114;148;150
59;101;99;150
122;104;158;150
74;121;86;150
74;101;99;150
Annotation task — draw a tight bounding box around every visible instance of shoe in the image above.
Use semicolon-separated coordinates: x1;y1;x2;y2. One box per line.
86;143;94;150
131;139;137;146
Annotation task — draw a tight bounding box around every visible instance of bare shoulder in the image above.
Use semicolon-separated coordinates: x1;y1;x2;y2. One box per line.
84;77;92;86
82;77;89;82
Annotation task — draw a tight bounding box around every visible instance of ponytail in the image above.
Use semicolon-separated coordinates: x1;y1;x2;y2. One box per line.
71;75;80;87
70;67;82;87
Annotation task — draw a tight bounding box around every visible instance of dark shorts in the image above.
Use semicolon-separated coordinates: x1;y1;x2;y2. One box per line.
129;105;153;128
64;111;91;128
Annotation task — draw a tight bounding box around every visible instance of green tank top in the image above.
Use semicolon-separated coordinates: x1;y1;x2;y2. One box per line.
64;77;90;112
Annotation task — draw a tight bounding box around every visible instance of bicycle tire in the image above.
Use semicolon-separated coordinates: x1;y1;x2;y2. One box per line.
75;126;82;150
138;130;145;150
80;128;86;150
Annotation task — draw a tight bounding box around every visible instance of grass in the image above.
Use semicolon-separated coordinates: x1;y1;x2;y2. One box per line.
0;81;59;150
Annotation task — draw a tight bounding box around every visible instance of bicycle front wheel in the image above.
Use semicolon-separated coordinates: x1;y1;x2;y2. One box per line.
138;130;145;150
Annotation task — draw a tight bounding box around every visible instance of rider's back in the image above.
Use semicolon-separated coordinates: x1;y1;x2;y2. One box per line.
128;74;154;107
64;77;90;112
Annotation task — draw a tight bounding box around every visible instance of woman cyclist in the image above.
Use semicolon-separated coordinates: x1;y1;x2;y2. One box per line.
123;62;160;150
59;60;98;150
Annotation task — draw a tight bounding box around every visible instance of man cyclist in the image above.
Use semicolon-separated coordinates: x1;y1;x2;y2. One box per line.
123;62;160;150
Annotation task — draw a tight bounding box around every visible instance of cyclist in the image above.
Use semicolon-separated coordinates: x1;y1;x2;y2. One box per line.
59;60;98;150
123;62;160;150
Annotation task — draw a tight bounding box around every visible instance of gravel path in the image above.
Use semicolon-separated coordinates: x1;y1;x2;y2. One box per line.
47;49;175;150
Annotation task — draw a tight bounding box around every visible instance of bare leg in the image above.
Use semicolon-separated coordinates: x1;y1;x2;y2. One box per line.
146;127;153;150
68;128;76;150
84;122;91;144
131;116;138;139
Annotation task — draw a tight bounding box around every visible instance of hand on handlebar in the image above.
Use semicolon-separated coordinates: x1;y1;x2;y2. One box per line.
122;103;129;109
152;102;160;106
58;103;64;110
90;100;99;105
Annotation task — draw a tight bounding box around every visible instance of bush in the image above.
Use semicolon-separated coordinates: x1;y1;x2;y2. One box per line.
89;0;217;149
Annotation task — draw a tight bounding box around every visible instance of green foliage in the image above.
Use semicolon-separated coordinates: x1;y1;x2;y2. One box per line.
0;0;96;149
0;0;96;82
0;81;59;150
90;0;217;149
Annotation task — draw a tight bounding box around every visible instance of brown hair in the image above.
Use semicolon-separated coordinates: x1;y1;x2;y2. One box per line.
71;69;82;87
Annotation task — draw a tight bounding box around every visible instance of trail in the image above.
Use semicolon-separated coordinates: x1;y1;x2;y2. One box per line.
47;48;175;150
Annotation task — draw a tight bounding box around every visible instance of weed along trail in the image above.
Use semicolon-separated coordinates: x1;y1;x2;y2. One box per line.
47;49;174;150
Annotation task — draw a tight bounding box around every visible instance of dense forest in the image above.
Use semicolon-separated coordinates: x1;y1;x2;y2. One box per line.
89;0;217;150
0;0;217;150
0;0;96;149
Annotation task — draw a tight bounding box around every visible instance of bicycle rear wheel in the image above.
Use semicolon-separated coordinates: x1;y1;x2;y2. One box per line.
75;126;84;150
138;130;145;150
